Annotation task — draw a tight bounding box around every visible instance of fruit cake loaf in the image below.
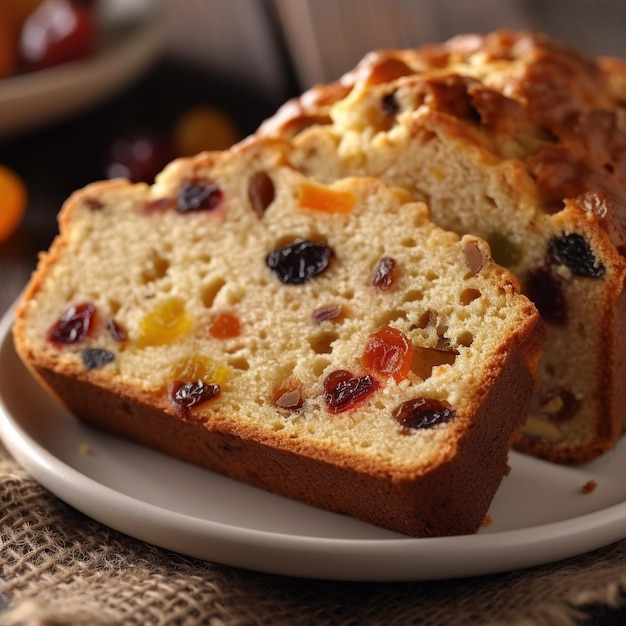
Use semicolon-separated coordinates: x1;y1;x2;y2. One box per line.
12;138;542;537
258;30;626;463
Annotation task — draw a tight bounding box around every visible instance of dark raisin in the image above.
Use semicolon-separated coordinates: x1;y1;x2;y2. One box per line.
523;267;567;325
171;380;220;414
81;348;115;371
548;233;605;278
177;179;223;213
372;256;396;290
312;304;343;324
266;238;333;284
47;302;96;345
106;319;127;342
323;369;378;413
382;91;400;117
394;397;456;432
248;171;275;217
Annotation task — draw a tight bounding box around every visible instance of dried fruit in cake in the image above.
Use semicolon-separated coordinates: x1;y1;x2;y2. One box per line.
0;164;27;242
12;139;543;537
258;30;626;462
266;238;334;284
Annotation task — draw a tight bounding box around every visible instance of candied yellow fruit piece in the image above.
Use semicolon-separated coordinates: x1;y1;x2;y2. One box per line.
170;355;230;386
136;297;192;347
299;182;356;214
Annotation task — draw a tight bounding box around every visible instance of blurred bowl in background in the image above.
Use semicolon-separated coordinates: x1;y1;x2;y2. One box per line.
0;0;165;139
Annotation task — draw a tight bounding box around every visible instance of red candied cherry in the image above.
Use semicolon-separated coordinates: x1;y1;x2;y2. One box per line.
19;0;97;72
362;325;413;383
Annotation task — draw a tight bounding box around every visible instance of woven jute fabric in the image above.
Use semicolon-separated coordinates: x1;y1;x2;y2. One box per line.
1;441;626;626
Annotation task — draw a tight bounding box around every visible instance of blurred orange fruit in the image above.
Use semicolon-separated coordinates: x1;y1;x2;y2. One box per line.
172;106;241;157
0;164;28;242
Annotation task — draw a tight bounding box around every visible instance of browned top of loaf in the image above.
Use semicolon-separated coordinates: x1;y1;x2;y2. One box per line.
260;30;626;251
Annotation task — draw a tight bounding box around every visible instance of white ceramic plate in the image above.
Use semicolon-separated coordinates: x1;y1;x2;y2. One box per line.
0;1;165;138
1;306;625;581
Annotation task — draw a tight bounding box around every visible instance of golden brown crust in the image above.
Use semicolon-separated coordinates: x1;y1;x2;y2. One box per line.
22;313;542;537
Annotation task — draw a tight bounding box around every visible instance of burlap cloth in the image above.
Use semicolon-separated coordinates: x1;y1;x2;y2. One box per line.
1;438;625;626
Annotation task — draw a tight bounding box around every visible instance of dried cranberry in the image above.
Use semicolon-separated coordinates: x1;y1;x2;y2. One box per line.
266;239;333;284
372;256;396;290
323;369;378;413
248;171;275;217
177;180;223;213
548;233;605;278
394;397;456;432
47;302;96;345
171;380;220;415
81;348;115;371
523;267;567;325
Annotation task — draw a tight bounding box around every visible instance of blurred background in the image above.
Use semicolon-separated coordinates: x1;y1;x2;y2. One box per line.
1;0;626;310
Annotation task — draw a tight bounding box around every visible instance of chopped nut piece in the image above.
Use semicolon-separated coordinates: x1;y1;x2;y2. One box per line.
275;388;304;410
462;239;483;277
248;171;275;217
274;379;305;411
522;415;564;443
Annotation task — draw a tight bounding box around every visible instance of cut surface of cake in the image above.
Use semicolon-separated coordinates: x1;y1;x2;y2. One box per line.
12;138;542;537
258;30;626;463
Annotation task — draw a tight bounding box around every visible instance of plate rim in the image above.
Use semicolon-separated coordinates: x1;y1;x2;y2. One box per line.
2;305;626;581
0;3;165;137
